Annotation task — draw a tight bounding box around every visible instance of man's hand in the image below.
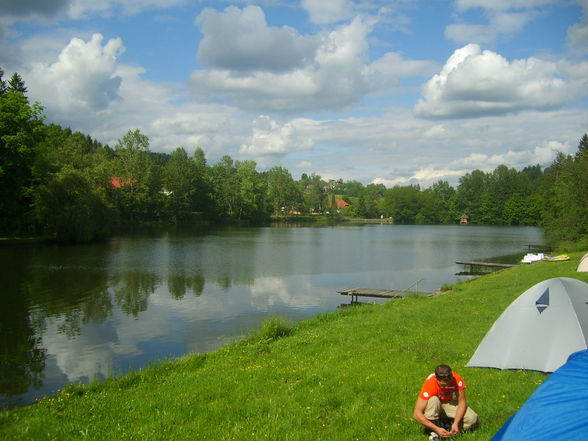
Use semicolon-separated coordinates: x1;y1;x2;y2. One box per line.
449;421;461;436
435;426;452;438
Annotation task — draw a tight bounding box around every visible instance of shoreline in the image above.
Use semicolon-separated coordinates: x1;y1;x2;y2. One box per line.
2;252;586;440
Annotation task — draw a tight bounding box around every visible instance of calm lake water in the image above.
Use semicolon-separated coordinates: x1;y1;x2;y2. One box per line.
0;224;545;408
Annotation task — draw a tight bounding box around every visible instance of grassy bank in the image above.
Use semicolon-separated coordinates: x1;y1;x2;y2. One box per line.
1;253;587;441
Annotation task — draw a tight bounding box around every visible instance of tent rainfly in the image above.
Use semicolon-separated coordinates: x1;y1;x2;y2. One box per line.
490;349;588;441
578;253;588;272
467;277;588;373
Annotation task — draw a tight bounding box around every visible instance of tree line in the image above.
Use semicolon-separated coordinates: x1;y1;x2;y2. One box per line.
1;68;587;243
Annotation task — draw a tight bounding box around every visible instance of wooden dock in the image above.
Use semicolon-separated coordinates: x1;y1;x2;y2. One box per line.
338;287;433;303
455;260;518;269
524;244;555;253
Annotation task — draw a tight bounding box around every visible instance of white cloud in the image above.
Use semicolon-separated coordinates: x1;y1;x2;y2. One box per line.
363;52;438;91
445;10;532;45
568;0;588;54
239;115;315;156
190;12;375;112
0;0;186;23
452;140;565;170
0;0;69;20
411;167;466;185
445;24;496;46
191;8;430;114
17;32;248;158
424;124;450;138
414;44;575;118
66;0;188;19
447;0;557;45
301;0;355;24
372;176;409;187
454;0;557;12
26;34;124;115
196;6;319;73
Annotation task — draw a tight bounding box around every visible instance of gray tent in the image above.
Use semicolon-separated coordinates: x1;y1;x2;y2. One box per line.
467;277;588;373
578;253;588;272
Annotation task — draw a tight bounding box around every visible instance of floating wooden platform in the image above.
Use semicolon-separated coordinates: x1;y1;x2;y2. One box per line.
524;244;555;253
455;260;518;269
338;287;433;303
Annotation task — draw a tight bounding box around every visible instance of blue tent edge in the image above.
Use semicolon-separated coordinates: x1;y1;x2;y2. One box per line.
490;349;588;441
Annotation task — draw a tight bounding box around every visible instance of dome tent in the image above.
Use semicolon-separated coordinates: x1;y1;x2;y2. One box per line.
490;349;588;441
578;253;588;272
467;277;588;373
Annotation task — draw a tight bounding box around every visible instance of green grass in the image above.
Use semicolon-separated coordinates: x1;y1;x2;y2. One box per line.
1;253;587;440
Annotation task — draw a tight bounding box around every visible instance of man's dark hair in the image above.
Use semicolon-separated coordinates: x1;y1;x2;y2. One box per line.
435;364;452;379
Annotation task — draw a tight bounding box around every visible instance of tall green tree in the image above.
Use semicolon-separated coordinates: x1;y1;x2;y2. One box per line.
112;129;159;221
209;155;238;218
163;147;200;221
454;169;490;223
191;147;211;215
8;73;27;94
35;167;114;242
429;180;457;224
0;78;44;234
577;134;588;158
380;185;421;224
235;160;269;221
266;166;300;215
357;183;384;218
482;165;531;224
300;173;327;213
541;135;588;241
0;68;7;95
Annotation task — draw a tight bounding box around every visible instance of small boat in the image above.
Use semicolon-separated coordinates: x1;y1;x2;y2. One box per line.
544;255;570;262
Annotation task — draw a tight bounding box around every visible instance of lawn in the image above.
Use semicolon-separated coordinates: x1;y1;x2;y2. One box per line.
1;252;586;441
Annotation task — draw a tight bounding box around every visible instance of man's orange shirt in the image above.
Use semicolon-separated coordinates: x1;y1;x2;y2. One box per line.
419;372;466;402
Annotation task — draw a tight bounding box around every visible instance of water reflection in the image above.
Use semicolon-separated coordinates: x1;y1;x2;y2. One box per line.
0;224;545;408
0;249;46;396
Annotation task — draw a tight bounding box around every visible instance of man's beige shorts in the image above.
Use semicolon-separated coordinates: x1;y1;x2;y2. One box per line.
424;396;478;429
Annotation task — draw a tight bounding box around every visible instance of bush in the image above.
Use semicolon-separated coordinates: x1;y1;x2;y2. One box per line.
250;316;293;342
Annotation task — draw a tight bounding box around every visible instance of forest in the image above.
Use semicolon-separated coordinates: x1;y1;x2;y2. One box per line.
1;68;587;243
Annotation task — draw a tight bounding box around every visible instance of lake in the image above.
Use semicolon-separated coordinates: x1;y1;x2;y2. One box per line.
0;224;545;408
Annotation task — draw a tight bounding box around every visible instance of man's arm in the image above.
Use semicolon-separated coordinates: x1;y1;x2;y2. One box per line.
450;389;467;434
413;397;451;437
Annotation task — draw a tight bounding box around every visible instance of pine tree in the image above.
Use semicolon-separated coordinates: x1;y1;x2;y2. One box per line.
8;72;27;94
0;67;7;95
576;133;588;159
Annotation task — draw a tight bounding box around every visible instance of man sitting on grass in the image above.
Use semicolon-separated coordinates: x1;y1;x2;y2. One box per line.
413;364;478;438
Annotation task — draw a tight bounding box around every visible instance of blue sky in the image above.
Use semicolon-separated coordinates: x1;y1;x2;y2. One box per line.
1;0;587;186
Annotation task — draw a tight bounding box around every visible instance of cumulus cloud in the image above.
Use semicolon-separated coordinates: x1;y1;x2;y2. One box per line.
16;31;245;158
26;34;123;116
445;11;532;45
363;52;438;90
567;0;588;53
452;140;565;170
301;0;355;24
414;44;574;118
65;0;188;20
196;6;319;73
446;0;556;44
239;115;315;156
0;0;186;23
454;0;557;12
191;7;430;113
424;124;450;138
0;0;70;20
191;10;373;112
